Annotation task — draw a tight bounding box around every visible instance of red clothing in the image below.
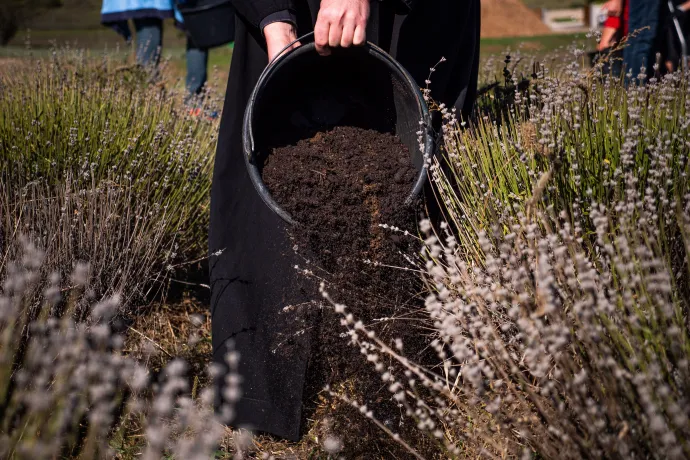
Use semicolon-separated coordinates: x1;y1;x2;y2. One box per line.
604;0;630;35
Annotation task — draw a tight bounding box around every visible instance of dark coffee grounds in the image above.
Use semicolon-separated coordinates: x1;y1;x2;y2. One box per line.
262;125;417;273
262;126;431;453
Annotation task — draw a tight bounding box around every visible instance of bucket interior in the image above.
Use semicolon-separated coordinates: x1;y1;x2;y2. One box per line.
250;44;427;179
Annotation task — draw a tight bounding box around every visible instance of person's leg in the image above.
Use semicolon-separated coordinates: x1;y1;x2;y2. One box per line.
209;13;312;442
391;0;481;228
185;38;208;105
666;22;679;72
678;7;690;69
392;0;481;122
624;0;661;80
133;18;163;68
209;0;411;441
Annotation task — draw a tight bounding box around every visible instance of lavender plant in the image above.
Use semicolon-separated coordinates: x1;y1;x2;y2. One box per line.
325;58;690;457
0;239;240;459
0;51;217;306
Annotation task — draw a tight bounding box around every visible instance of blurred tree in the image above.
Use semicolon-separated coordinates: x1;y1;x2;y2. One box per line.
0;0;58;46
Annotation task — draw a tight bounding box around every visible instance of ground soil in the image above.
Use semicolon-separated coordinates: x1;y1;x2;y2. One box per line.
262;126;436;456
481;0;552;38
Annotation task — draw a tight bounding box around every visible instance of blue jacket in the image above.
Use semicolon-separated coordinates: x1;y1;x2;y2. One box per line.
101;0;184;40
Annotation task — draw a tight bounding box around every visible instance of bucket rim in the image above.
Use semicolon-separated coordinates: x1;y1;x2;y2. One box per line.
243;38;434;227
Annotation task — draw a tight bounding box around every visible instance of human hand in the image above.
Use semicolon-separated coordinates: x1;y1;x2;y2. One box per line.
603;0;623;17
264;21;301;62
598;26;618;51
314;0;370;56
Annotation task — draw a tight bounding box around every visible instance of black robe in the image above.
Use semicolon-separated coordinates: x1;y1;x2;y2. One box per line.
209;0;480;442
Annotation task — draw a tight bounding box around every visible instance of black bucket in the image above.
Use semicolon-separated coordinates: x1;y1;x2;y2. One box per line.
176;0;235;49
243;33;434;226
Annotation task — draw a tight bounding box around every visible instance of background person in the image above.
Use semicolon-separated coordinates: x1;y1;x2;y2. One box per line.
624;0;662;79
600;0;629;51
663;0;690;71
100;0;218;105
594;0;629;75
209;0;481;441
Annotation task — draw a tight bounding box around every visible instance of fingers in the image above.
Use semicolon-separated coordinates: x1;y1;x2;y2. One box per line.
314;17;331;56
314;0;369;56
353;24;366;46
340;16;356;47
316;20;366;55
329;22;344;48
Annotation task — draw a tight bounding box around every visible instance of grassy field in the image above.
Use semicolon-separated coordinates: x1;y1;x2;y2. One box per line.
2;2;690;455
3;28;589;57
3;44;689;458
1;0;593;75
1;24;233;68
480;32;589;54
2;26;591;91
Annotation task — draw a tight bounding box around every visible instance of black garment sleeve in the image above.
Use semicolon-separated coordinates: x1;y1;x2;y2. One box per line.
260;10;298;32
229;0;297;30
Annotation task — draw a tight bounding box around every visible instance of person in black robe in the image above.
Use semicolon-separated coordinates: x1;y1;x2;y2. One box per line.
209;0;480;442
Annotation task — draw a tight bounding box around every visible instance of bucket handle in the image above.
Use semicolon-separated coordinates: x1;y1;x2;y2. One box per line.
268;31;315;66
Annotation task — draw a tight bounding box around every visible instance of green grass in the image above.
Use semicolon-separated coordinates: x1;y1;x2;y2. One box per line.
1;28;235;88
4;26;589;70
480;32;590;55
7;22;192;48
23;0;103;30
1;0;593;83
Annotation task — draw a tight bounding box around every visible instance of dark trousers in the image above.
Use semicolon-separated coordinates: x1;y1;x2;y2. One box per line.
133;18;209;97
663;2;690;71
624;0;662;78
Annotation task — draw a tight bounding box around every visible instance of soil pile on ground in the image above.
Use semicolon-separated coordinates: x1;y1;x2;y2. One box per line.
481;0;551;38
263;126;430;452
